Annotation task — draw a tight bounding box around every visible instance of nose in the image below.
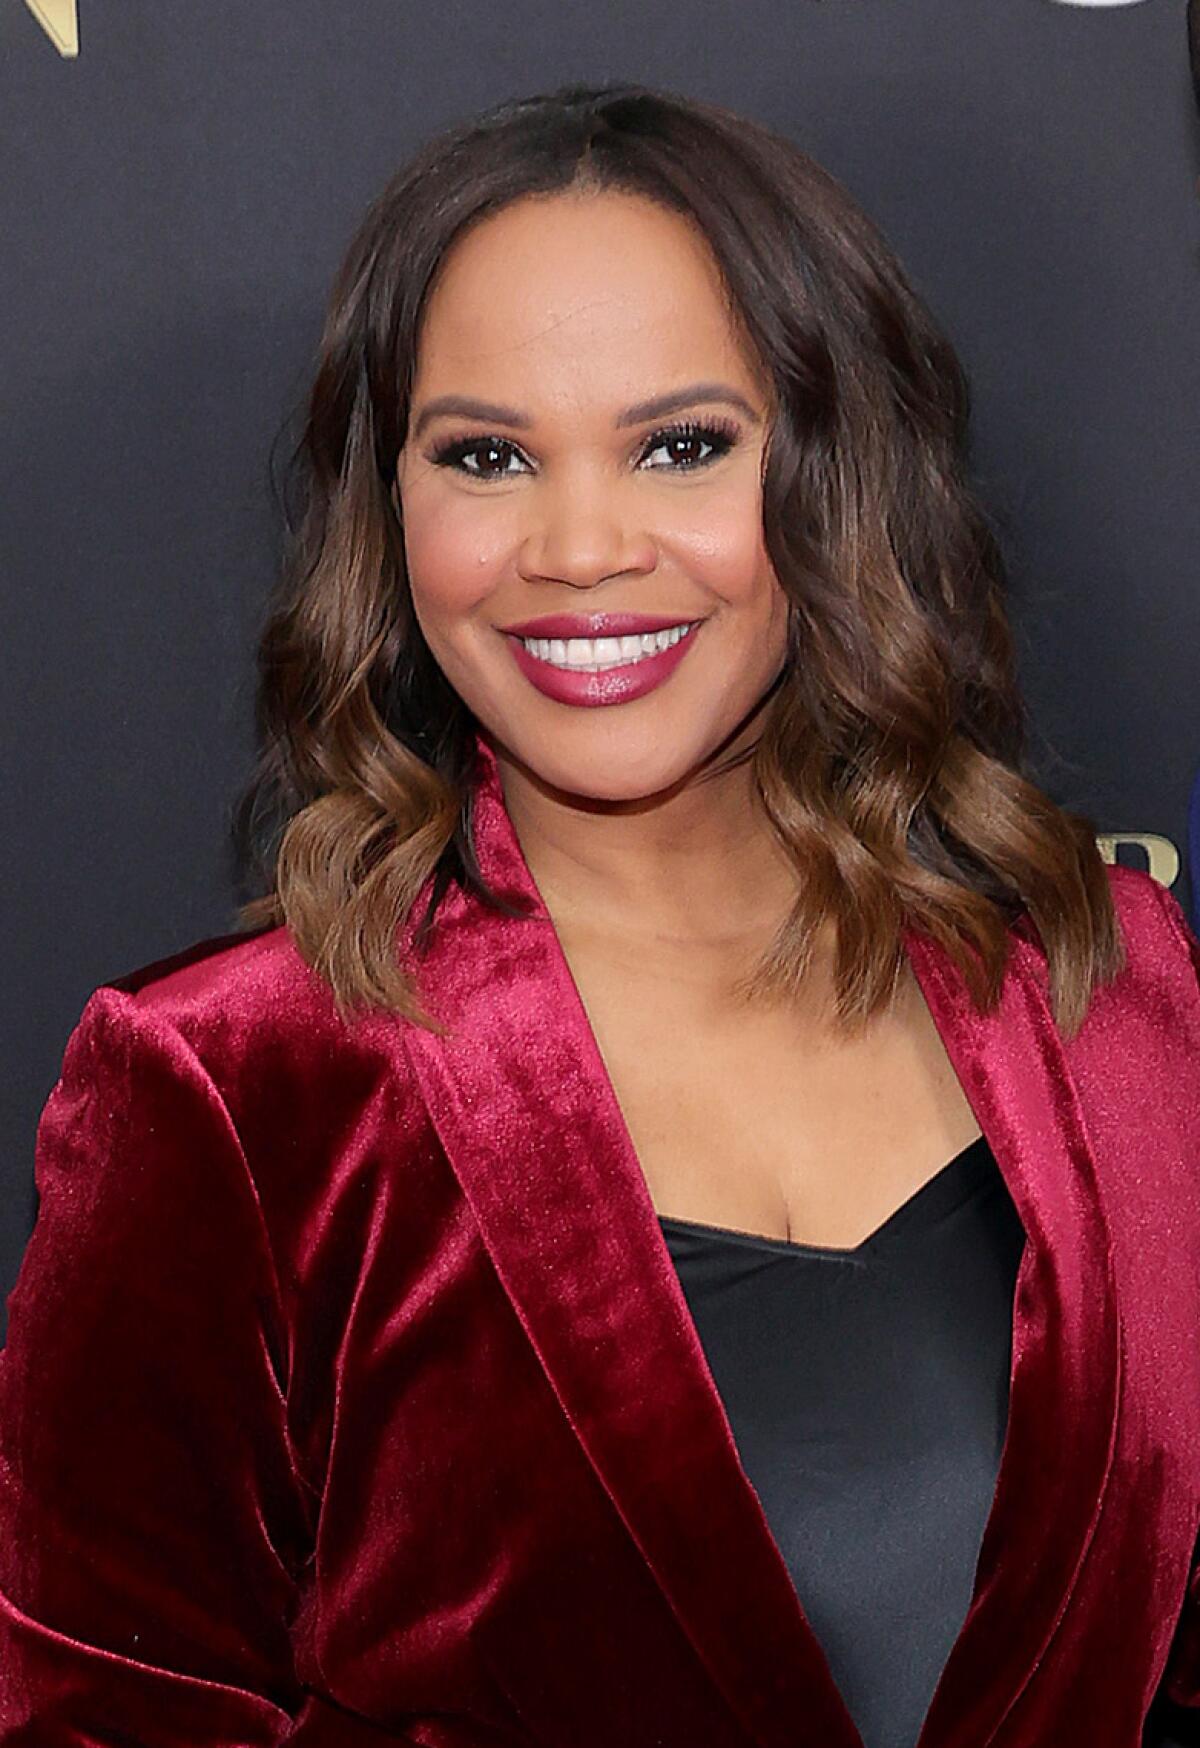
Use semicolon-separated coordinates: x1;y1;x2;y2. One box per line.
516;475;659;591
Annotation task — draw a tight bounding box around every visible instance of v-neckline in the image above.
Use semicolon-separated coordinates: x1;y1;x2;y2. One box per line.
656;1130;995;1260
398;730;1125;1748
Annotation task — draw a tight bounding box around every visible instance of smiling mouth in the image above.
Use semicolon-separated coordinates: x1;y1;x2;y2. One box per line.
509;621;702;673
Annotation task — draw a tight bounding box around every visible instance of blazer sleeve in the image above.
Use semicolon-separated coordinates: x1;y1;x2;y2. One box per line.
1144;879;1200;1740
1151;875;1200;992
0;986;316;1744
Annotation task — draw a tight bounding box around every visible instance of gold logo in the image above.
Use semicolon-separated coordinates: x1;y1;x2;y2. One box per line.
1095;832;1181;888
23;0;78;56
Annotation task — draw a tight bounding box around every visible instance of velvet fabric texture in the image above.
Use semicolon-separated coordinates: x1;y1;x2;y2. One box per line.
2;732;1200;1747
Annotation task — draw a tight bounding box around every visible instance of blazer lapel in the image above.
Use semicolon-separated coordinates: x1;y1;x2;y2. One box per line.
398;736;1123;1748
903;922;1123;1746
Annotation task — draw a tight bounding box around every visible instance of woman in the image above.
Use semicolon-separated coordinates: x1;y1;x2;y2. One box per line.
1;82;1198;1748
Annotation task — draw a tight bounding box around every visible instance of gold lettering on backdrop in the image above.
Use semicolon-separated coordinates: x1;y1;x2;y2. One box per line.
23;0;78;56
1096;833;1181;888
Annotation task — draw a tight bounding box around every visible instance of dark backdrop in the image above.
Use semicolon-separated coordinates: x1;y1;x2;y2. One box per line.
3;0;1198;1332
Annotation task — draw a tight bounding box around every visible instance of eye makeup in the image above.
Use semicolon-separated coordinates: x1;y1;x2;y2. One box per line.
424;416;741;483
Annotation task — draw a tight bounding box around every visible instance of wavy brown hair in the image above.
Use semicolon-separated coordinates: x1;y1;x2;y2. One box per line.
232;80;1124;1040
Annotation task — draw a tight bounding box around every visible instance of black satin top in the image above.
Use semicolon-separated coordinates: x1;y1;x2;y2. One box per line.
657;1133;1025;1748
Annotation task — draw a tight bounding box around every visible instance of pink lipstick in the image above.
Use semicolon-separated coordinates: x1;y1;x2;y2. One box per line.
501;613;705;708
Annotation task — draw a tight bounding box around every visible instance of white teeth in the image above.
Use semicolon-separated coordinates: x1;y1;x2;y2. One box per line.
518;622;698;671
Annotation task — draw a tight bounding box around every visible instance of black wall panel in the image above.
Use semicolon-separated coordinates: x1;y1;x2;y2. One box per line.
3;0;1197;1318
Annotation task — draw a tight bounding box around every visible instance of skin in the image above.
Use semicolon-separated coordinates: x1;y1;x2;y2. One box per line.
395;189;982;1246
394;188;801;955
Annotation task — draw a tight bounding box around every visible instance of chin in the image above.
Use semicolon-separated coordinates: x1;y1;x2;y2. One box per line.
497;713;728;807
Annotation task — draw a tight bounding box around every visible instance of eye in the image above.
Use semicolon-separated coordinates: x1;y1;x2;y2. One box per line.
428;435;529;481
638;419;738;472
425;416;739;484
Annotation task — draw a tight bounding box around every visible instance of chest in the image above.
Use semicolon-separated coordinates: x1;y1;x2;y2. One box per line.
558;934;986;1249
300;873;1200;1745
303;960;1200;1748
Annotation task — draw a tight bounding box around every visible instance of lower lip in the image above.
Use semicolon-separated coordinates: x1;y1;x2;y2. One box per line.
506;625;703;708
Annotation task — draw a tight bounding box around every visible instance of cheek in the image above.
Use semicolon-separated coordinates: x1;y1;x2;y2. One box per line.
400;491;509;635
681;499;789;671
400;463;782;658
664;485;773;610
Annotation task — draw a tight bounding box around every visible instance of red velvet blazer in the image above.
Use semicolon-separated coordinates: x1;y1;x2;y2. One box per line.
3;736;1200;1748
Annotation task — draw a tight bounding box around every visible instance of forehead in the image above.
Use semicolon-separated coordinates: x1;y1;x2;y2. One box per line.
412;191;761;400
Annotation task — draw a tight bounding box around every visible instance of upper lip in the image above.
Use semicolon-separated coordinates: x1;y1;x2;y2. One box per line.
500;612;703;639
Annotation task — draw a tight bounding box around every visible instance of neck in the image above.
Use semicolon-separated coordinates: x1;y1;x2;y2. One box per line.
487;717;801;952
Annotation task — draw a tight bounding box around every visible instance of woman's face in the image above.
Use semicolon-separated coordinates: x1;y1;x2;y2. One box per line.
395;189;789;803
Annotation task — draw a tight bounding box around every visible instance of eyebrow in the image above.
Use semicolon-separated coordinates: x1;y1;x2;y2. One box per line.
409;381;762;441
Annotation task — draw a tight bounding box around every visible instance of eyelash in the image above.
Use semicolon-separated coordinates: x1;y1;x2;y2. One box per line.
426;417;740;483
